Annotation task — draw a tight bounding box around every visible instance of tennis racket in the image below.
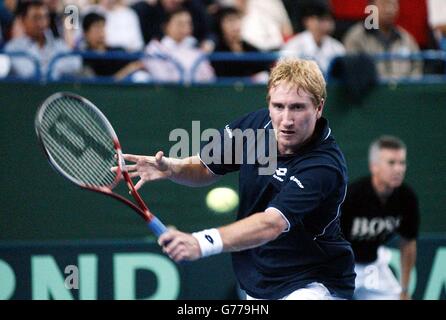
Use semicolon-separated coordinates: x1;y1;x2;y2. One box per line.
35;92;167;237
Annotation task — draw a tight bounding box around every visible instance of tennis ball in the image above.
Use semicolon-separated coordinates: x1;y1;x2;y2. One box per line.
206;187;239;213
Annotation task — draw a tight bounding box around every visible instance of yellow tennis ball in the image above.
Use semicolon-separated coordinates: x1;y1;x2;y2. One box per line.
206;187;239;213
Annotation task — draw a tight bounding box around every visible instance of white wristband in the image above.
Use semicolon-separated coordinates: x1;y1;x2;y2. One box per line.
192;228;223;258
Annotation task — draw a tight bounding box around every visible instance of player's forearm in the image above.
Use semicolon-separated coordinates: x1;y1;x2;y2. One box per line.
218;212;287;252
167;156;220;187
400;239;417;293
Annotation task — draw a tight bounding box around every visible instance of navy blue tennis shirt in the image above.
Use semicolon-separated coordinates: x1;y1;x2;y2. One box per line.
199;108;356;299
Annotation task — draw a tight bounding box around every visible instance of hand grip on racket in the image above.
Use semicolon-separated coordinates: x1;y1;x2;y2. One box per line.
35;92;167;238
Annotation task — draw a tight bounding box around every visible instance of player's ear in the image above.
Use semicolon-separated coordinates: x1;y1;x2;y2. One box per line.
316;99;324;119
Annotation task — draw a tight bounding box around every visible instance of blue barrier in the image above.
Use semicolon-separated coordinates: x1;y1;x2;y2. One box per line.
0;51;41;81
46;51;185;83
1;50;445;84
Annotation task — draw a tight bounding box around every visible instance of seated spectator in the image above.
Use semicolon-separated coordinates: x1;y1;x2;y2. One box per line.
143;7;215;83
97;0;144;52
4;0;81;79
281;3;345;74
211;6;270;80
78;12;144;80
343;0;421;79
132;0;214;52
44;0;64;39
240;0;293;51
0;0;17;47
428;0;446;50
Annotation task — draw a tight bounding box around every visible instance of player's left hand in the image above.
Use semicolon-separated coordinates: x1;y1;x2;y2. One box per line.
158;229;201;263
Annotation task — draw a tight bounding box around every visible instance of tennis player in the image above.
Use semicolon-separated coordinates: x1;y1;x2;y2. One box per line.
123;58;356;300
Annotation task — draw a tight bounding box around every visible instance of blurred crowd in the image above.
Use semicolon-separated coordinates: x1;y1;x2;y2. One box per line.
0;0;445;82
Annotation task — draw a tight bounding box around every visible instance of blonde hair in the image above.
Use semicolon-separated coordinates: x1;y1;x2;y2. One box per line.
267;58;327;106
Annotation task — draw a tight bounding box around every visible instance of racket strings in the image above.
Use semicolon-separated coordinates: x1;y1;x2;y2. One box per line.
42;99;116;186
55;98;115;178
40;101;113;186
49;97;116;185
38;96;117;187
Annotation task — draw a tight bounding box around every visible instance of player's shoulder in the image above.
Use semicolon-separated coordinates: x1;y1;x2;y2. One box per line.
245;108;270;124
230;108;270;130
294;141;347;175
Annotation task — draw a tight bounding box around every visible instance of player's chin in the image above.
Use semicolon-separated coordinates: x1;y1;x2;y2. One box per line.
389;178;404;188
279;138;300;151
278;134;298;145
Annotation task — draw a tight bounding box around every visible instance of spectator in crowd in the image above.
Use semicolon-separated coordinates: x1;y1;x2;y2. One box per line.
281;3;345;74
143;7;215;83
211;6;269;81
78;11;144;80
4;0;81;79
330;0;429;49
0;0;17;47
132;0;214;52
95;0;144;52
240;0;293;51
44;0;64;38
282;0;330;35
343;0;421;79
428;0;446;51
44;0;80;48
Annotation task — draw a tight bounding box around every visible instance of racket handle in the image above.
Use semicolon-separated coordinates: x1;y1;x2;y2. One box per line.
147;216;168;237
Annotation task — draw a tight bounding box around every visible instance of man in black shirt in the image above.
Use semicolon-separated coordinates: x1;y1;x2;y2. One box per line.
341;135;419;300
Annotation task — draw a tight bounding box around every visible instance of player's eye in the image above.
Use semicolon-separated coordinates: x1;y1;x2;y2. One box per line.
290;104;304;110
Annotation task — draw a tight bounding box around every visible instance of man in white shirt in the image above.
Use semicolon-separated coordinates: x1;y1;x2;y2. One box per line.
241;0;293;51
4;0;81;79
427;0;446;50
98;0;144;52
281;3;345;74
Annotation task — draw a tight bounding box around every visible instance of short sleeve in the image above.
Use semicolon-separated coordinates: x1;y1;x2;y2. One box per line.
198;116;243;175
339;184;356;239
268;166;341;228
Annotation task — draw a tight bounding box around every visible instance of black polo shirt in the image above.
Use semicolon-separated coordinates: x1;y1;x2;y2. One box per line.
199;108;355;299
341;176;420;263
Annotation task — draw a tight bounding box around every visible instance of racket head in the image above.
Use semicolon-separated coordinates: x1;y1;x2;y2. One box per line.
35;92;123;190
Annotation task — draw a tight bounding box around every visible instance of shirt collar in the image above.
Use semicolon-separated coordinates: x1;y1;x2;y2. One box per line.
21;29;55;47
276;117;332;158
